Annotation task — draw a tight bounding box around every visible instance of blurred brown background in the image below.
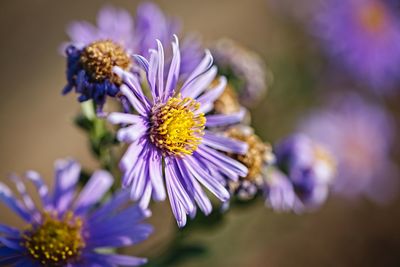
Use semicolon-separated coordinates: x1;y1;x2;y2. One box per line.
1;0;400;266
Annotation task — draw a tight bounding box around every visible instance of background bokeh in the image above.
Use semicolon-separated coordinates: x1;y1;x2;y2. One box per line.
1;0;400;266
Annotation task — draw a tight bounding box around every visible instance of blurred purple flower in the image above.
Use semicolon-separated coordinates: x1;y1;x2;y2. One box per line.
0;158;152;267
314;0;400;90
63;2;202;111
211;39;271;107
274;134;337;211
108;36;248;227
299;94;399;204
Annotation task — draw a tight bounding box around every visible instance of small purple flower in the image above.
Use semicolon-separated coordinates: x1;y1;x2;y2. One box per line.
299;94;398;204
314;0;400;90
0;159;152;266
274;134;337;211
211;38;271;107
63;3;202;111
63;6;136;111
108;36;248;227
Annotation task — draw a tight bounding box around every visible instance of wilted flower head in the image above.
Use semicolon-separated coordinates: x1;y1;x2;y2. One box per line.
223;125;274;200
314;0;400;90
274;134;336;211
0;159;152;266
63;2;202;112
108;36;248;227
211;38;271;107
299;94;398;204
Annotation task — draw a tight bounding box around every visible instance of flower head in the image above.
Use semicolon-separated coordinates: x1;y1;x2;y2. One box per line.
211;38;271;107
0;159;152;266
63;3;202;110
108;36;248;227
314;0;400;90
299;94;398;204
274;134;336;211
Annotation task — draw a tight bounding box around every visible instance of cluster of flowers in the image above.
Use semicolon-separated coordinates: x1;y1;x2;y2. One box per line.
1;1;398;266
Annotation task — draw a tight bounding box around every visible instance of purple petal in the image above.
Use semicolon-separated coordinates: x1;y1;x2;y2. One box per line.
164;35;181;101
25;171;50;208
180;50;213;95
205;108;246;127
52;159;81;214
196;144;248;178
181;66;217;99
197;76;227;113
74;170;113;215
203;130;248;154
182;156;230;202
156;40;165;99
0;182;32;222
108;112;143;124
165;157;196;215
148;149;166;201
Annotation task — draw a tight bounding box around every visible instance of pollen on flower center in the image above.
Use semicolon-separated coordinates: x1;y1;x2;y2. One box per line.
22;211;84;266
359;2;386;33
150;95;206;156
80;40;131;83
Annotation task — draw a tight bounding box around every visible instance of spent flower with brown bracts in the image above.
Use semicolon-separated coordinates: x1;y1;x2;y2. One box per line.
222;125;274;200
0;159;152;267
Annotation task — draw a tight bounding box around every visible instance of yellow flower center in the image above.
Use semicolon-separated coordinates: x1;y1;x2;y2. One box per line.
150;95;206;156
80;40;131;83
23;212;84;266
359;2;387;33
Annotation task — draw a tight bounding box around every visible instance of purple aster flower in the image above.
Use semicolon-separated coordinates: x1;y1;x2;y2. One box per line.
0;158;152;266
63;6;135;111
108;36;248;227
314;0;400;90
211;38;271;107
299;94;399;204
63;3;202;111
274;134;337;211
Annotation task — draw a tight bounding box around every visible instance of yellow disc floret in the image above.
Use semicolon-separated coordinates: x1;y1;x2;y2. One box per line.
22;211;85;266
80;39;131;83
150;95;206;156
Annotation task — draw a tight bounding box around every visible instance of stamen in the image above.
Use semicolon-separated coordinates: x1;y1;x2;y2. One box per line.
22;211;84;266
80;40;131;83
150;95;206;156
